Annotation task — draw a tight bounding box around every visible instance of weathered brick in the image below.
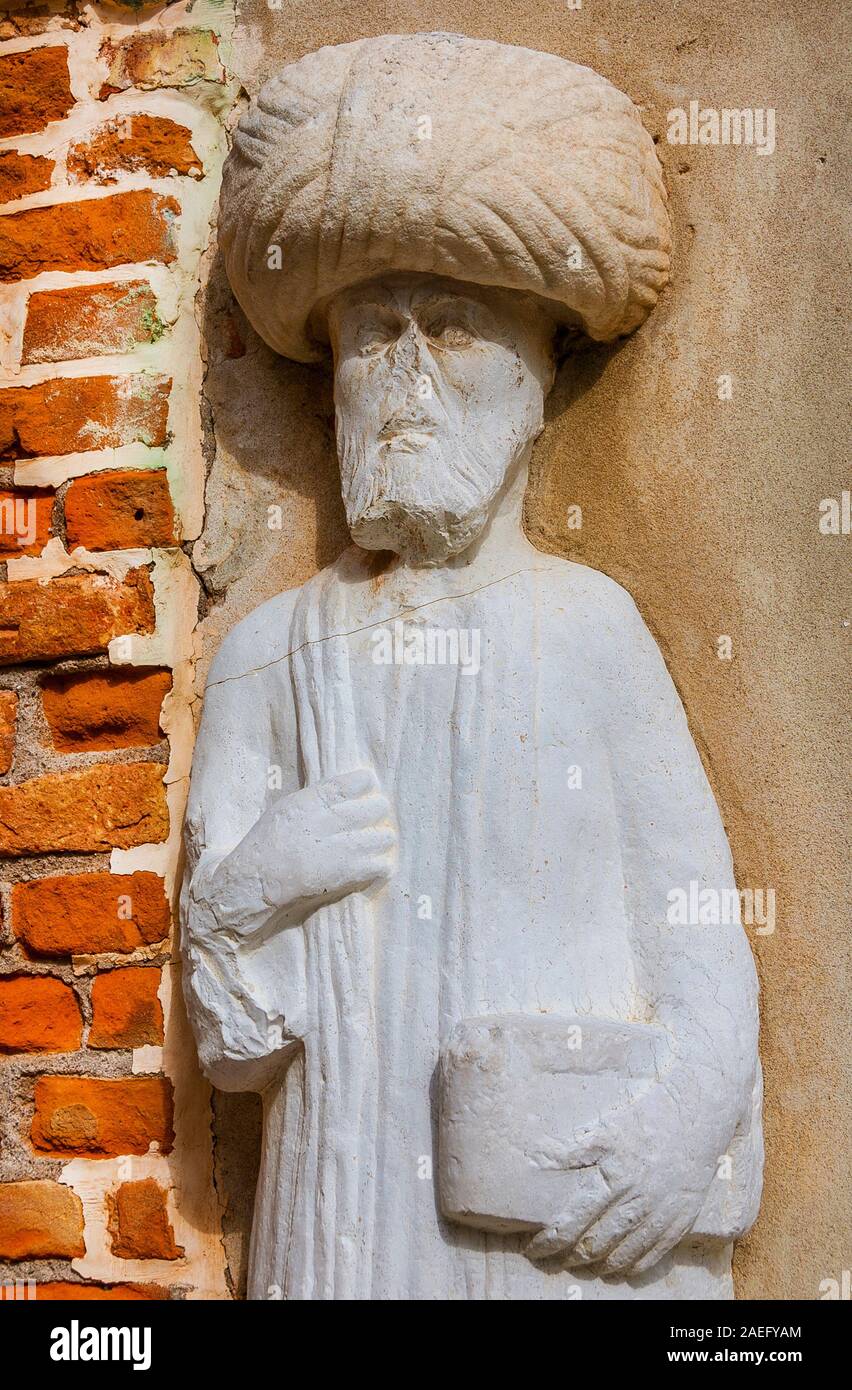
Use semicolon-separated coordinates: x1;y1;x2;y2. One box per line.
0;190;179;282
0;1179;85;1259
22;281;161;364
31;1075;174;1157
90;966;164;1049
0;974;82;1052
0;688;17;774
12;870;170;956
35;1281;169;1300
0;47;74;138
99;29;221;97
42;668;171;752
107;1178;182;1260
0;150;54;203
65;468;176;551
0;568;155;666
0;374;170;460
0;488;53;557
0;761;168;855
69;114;202;184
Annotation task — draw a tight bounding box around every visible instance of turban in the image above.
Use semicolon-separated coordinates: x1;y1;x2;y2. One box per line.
220;32;671;362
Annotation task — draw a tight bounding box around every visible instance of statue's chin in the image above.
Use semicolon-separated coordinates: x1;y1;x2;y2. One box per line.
350;502;487;567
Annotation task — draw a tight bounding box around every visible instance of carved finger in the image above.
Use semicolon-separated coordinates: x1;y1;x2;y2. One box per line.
596;1213;689;1278
561;1192;648;1268
524;1166;611;1262
332;791;393;830
317;767;378;807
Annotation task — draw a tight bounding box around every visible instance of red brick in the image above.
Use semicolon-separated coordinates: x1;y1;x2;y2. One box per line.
22;281;161;364
34;1278;169;1301
0;688;16;774
65;468;176;551
42;668;171;752
0;47;74;138
107;1178;182;1260
90;967;163;1049
0;1179;84;1259
0;190;179;282
0;488;53;557
0;150;54;203
0;761;168;856
99;29;221;97
0;374;170;460
12;870;170;957
0;974;82;1052
69;114;202;184
31;1075;174;1157
35;1281;169;1300
0;568;155;665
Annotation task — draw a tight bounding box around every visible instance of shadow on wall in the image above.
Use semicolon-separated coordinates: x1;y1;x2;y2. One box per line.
195;248;349;638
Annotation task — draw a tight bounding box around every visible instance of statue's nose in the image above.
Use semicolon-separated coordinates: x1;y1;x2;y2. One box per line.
387;319;425;374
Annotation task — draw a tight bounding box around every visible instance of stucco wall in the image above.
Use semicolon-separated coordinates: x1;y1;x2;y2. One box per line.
196;0;849;1300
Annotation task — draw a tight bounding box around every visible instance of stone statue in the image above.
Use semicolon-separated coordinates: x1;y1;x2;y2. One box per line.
182;32;763;1300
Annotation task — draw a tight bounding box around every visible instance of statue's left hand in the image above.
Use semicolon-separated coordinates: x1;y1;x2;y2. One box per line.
524;1079;722;1277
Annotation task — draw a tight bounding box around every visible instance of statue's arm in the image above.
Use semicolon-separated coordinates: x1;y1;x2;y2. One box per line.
181;610;395;1092
602;587;760;1133
527;579;762;1272
180;654;303;1093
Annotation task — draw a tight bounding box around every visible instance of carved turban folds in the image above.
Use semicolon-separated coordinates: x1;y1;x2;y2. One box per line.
220;31;671;362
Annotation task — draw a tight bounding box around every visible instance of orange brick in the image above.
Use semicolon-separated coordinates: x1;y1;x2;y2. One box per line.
0;190;179;282
99;29;221;97
0;488;53;557
0;1179;85;1259
22;281;160;364
31;1075;174;1157
13;870;171;956
0;761;168;855
107;1178;182;1260
0;150;54;203
42;668;171;752
65;469;177;551
0;688;16;774
0;47;74;138
0;374;170;460
69;114;202;184
90;967;163;1049
35;1281;169;1300
0;974;82;1052
0;569;155;666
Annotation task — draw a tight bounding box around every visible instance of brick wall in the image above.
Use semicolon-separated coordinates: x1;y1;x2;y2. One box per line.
0;0;235;1300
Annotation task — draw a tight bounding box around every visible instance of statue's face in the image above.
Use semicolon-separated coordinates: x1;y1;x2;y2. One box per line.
327;274;555;565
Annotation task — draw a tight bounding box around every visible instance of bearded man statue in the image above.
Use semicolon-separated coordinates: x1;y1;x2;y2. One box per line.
181;31;763;1301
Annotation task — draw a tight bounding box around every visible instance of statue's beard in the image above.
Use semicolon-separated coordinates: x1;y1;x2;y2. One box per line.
338;426;507;566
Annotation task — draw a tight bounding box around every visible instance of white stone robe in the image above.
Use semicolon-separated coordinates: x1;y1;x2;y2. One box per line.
181;548;761;1301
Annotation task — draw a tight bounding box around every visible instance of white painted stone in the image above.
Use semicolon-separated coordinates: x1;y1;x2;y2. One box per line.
182;33;762;1300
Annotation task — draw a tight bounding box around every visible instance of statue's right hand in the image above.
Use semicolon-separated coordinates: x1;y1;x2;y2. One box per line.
256;767;397;915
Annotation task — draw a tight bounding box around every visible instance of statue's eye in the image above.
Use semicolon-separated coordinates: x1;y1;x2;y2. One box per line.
428;318;474;350
357;329;390;357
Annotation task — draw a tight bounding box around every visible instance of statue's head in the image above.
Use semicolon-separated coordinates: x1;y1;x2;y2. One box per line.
327;273;555;563
219;32;671;564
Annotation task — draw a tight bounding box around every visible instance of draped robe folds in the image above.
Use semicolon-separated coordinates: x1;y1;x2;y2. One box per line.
181;548;761;1301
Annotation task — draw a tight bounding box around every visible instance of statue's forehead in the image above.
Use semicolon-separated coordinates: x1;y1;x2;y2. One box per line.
330;273;493;317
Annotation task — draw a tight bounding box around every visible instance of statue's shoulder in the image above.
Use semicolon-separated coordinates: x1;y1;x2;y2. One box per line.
207;584;305;686
533;556;645;633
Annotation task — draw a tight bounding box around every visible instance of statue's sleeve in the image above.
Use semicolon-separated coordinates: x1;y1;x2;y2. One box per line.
180;649;305;1093
600;584;761;1139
